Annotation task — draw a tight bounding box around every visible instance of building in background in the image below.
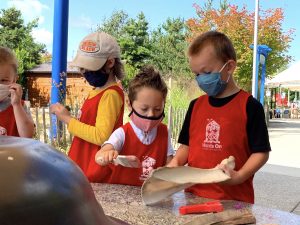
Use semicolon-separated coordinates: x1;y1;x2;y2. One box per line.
25;63;92;107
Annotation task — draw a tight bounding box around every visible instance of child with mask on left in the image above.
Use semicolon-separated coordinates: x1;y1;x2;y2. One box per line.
50;32;125;183
95;66;174;186
0;46;35;137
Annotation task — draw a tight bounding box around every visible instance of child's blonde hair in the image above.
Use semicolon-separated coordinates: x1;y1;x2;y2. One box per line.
188;31;237;63
0;47;18;74
128;66;168;103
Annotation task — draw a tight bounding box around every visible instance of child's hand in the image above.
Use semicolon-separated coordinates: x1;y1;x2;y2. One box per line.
216;164;243;185
95;147;118;166
50;103;72;124
9;83;22;106
166;158;180;167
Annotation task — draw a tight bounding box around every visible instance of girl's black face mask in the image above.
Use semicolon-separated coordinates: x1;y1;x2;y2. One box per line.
83;70;109;87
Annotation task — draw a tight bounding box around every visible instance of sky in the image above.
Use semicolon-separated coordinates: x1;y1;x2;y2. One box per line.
0;0;299;63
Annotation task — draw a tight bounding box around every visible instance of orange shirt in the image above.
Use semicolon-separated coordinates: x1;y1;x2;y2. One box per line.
187;90;254;203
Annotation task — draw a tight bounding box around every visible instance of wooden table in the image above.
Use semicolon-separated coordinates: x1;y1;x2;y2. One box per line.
92;183;300;225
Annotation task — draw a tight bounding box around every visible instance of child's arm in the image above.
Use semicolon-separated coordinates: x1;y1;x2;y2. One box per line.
51;89;123;146
167;144;189;167
219;152;269;185
95;127;125;166
166;155;173;164
9;83;35;138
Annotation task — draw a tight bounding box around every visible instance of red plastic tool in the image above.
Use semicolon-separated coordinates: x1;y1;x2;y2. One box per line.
179;200;224;215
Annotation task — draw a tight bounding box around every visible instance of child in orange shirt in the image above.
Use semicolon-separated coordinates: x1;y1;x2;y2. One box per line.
0;47;34;137
95;66;174;186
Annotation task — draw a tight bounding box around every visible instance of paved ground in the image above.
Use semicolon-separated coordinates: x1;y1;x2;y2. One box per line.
254;118;300;215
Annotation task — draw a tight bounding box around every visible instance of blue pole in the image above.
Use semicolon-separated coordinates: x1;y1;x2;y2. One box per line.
260;62;266;105
50;0;69;139
254;51;260;99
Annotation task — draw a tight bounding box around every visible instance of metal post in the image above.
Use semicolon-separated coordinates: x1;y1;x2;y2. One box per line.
50;0;69;140
252;0;259;98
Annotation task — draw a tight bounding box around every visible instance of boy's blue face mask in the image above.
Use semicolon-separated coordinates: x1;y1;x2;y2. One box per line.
195;62;230;97
83;70;110;87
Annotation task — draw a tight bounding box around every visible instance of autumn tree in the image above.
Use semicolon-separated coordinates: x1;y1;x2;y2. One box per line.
187;1;294;91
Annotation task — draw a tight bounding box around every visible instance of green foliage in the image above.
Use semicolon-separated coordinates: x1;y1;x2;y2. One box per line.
96;4;294;106
149;18;192;79
97;11;151;69
118;12;151;68
163;79;201;125
14;48;35;85
40;52;52;63
97;10;128;38
0;7;46;86
167;85;192;109
122;63;138;91
97;12;193;81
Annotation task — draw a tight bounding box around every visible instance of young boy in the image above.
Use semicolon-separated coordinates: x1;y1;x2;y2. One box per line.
167;31;271;204
0;47;35;137
50;32;125;182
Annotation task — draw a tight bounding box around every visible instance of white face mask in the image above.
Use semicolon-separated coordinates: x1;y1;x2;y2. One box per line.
0;84;10;102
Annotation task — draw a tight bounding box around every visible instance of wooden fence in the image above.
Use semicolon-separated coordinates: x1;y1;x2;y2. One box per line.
30;106;187;152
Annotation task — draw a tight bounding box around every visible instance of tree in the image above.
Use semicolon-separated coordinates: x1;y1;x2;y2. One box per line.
149;18;191;80
97;11;150;89
118;12;151;69
97;10;128;39
187;1;294;91
40;52;52;63
0;7;46;86
98;11;150;69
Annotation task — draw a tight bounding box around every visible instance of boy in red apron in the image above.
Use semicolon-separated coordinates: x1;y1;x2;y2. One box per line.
167;31;271;204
